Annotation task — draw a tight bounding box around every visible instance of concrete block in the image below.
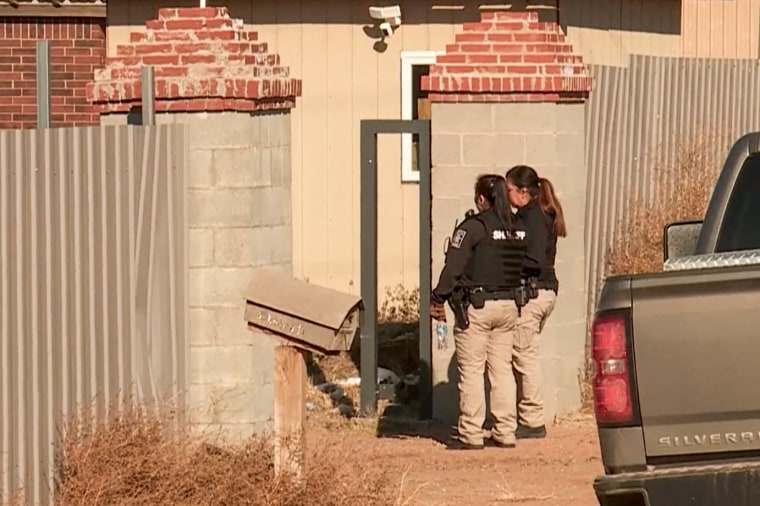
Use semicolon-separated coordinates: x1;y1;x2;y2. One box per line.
188;149;214;188
188;383;273;426
189;267;257;308
188;228;214;267
190;345;260;385
215;306;252;345
215;227;270;267
258;147;273;188
269;225;293;265
259;112;288;147
555;133;586;171
184;112;258;150
555;103;586;135
432;166;481;199
189;307;216;346
431;134;462;166
271;145;291;188
463;134;526;166
432;103;493;134
525;134;558;167
432;195;467;232
214;148;262;188
257;187;292;226
188;188;263;228
493;102;557;134
247;329;276;378
556;386;582;416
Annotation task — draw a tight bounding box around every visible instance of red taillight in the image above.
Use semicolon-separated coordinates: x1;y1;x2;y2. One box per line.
592;313;633;424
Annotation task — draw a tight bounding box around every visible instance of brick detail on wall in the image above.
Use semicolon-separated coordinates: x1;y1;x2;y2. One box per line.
0;17;105;129
88;7;302;114
421;11;592;103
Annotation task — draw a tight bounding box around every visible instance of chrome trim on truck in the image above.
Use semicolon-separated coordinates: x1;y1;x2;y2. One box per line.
664;249;760;272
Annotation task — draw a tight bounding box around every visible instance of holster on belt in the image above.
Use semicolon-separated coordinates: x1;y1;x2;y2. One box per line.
514;286;529;316
526;277;539;300
448;286;471;330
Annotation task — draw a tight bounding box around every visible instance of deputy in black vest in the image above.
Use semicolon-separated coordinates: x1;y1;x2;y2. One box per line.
430;174;528;450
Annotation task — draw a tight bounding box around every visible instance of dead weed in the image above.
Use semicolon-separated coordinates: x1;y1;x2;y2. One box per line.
54;402;402;506
606;134;723;276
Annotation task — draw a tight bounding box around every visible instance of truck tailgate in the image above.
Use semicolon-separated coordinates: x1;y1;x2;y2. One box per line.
631;264;760;459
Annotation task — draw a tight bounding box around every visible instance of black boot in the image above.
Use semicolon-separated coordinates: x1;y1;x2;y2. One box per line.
446;437;484;450
515;424;547;440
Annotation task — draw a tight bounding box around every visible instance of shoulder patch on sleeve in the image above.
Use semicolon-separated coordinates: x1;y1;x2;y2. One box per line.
451;229;467;249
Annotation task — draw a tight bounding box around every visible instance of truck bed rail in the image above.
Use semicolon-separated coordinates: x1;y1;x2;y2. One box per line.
664;249;760;272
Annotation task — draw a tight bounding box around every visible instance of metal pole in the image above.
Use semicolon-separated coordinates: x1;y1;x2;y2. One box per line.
417;120;432;420
36;41;51;129
141;66;155;126
359;121;378;416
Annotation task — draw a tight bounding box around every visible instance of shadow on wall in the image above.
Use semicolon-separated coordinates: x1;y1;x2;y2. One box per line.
107;0;680;35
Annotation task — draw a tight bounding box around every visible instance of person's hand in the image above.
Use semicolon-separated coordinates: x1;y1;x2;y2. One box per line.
430;302;446;321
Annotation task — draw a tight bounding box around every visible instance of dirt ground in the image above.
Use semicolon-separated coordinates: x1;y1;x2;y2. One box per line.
308;412;602;506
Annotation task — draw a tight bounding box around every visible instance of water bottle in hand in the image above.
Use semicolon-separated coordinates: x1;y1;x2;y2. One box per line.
435;319;448;350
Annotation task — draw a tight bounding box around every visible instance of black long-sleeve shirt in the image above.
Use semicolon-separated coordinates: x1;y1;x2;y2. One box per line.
516;200;558;286
431;216;486;304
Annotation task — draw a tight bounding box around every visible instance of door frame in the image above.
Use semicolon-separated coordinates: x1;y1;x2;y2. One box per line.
359;119;432;420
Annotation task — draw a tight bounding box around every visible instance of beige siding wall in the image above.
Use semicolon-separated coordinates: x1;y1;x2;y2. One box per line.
107;0;760;297
562;0;682;66
681;0;760;59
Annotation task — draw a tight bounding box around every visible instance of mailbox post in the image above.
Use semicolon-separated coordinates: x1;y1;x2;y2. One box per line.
244;269;363;478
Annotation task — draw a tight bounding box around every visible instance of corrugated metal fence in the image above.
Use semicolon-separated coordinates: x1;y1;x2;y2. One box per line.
584;54;760;338
0;124;189;504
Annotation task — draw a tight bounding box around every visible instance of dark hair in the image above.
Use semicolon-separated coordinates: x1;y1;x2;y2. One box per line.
505;165;567;237
474;174;514;230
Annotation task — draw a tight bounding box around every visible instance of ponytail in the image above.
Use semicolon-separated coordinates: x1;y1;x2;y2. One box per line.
474;174;515;230
492;178;515;230
537;177;567;238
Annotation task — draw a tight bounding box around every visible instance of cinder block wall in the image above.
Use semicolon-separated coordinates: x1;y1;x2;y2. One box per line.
422;11;593;425
430;102;588;423
185;111;292;438
91;6;302;440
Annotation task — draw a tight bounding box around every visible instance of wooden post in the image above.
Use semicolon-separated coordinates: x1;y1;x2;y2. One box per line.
273;344;307;479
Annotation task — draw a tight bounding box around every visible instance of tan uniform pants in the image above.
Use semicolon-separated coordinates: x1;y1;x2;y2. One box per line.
453;299;519;446
513;289;557;428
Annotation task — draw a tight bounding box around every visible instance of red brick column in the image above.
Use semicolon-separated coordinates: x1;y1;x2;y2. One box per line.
88;7;302;114
0;17;106;129
421;11;592;102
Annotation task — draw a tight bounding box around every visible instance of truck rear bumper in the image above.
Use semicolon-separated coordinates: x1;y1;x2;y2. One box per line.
594;461;760;506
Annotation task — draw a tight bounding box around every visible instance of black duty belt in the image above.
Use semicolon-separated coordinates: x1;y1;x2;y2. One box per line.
481;289;518;301
535;281;558;292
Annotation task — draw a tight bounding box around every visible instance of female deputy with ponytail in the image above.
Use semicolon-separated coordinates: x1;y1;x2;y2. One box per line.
505;165;567;440
430;174;529;450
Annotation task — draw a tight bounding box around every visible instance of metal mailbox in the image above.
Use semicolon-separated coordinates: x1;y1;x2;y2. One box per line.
243;269;363;355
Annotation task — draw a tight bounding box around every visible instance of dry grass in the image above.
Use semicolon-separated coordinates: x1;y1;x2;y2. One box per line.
52;403;401;506
605;134;724;276
378;285;419;324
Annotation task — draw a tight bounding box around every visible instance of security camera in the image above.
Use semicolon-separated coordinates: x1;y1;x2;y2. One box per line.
369;5;402;37
379;22;394;37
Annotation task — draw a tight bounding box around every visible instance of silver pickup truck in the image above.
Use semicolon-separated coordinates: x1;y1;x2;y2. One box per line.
592;132;760;506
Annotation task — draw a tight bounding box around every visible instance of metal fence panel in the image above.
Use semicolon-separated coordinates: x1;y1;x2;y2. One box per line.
0;124;188;504
584;54;760;345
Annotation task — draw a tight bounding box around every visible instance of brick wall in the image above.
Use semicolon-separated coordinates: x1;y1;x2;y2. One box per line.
0;17;105;129
421;11;591;103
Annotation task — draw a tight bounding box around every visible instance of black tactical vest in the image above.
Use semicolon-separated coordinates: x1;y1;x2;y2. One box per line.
465;208;527;291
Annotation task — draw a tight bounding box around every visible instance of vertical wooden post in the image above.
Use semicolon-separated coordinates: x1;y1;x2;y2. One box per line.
273;344;307;479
